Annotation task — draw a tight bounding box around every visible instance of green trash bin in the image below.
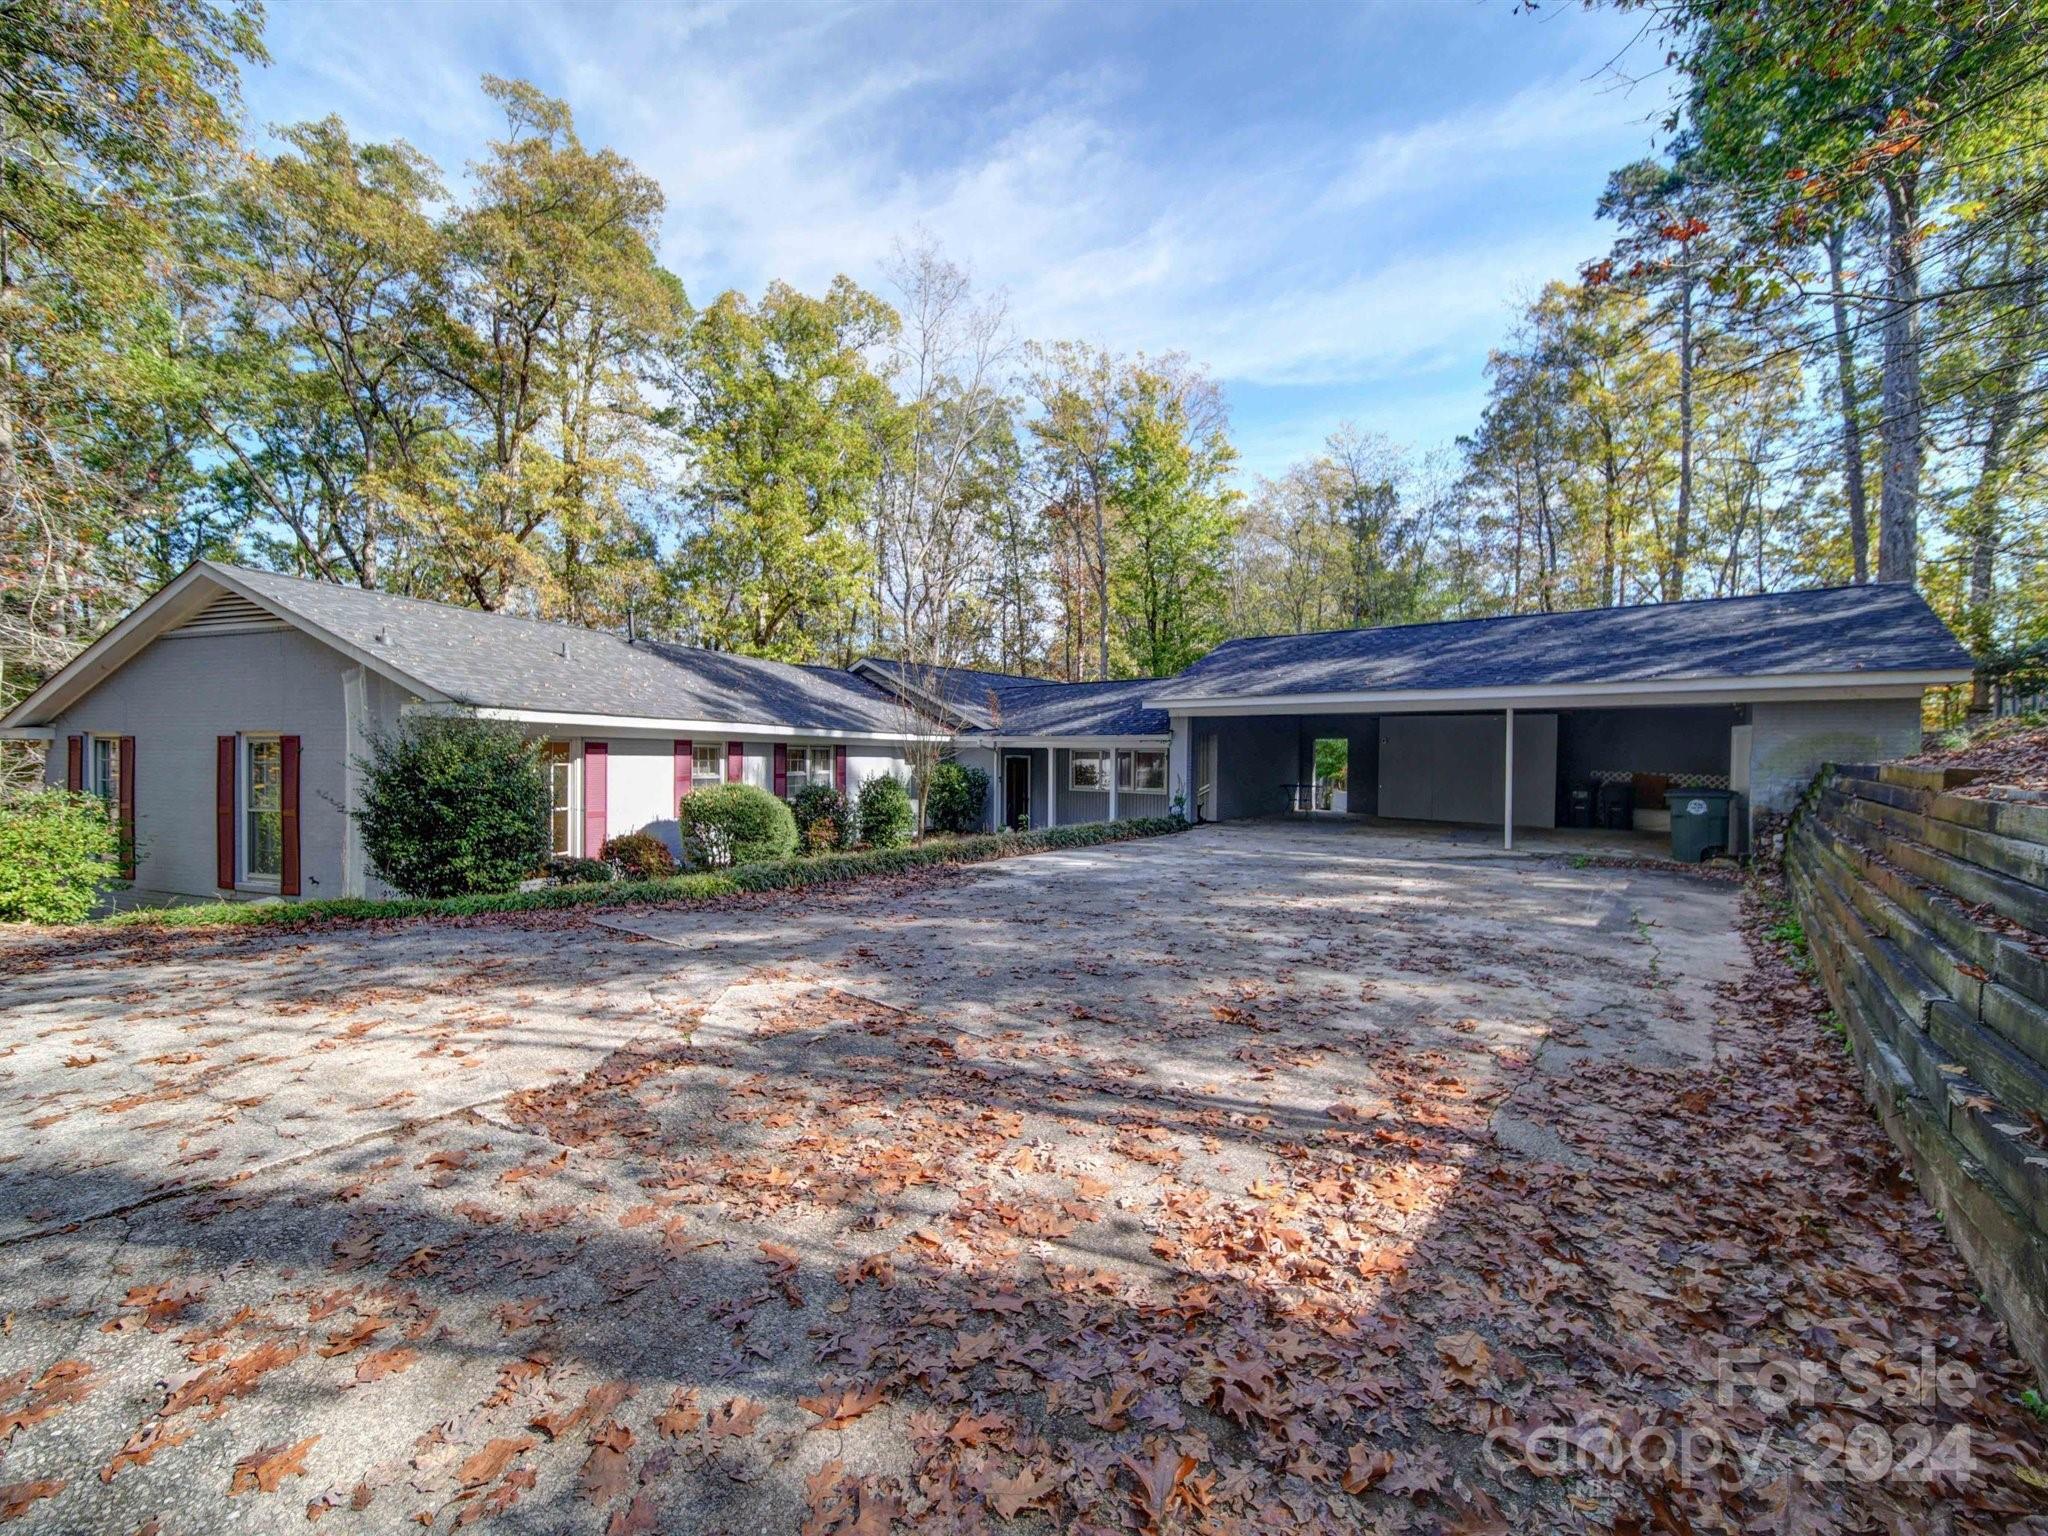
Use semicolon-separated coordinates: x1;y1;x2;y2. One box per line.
1664;787;1734;862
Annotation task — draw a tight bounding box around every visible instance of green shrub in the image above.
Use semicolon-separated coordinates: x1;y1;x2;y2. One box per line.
600;830;676;880
678;782;798;868
923;761;988;835
790;784;855;853
0;789;123;922
548;855;615;886
353;715;551;897
98;815;1190;932
857;774;913;849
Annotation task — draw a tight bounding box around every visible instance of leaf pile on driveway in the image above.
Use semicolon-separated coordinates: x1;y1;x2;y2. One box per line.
0;846;2043;1534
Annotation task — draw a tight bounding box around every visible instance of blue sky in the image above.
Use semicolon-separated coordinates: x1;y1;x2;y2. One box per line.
241;0;1674;482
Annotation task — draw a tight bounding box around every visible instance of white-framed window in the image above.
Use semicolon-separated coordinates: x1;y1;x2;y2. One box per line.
693;742;725;788
786;745;833;795
540;742;575;856
1119;748;1168;793
1068;750;1109;791
87;735;122;808
241;734;283;886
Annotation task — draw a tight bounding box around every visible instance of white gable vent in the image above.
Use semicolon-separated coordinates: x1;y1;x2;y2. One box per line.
168;590;288;638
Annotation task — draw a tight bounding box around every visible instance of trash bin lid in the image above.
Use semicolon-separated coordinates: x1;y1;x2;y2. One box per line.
1663;787;1734;811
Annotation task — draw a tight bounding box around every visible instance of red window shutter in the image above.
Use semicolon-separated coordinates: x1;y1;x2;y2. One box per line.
279;735;301;896
773;743;788;799
727;740;743;783
216;736;236;888
674;738;691;812
834;744;847;794
583;742;608;855
65;734;82;791
117;736;137;879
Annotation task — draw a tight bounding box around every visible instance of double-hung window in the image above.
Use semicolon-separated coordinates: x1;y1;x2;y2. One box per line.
1119;749;1167;793
241;734;284;885
785;745;832;795
692;742;724;789
1068;750;1109;791
88;736;122;809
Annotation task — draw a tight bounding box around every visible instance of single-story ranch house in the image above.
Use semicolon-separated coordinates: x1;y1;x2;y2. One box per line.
1;561;1972;903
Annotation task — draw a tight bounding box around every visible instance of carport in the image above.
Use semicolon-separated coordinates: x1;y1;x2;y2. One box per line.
1146;587;1974;851
1162;698;1744;852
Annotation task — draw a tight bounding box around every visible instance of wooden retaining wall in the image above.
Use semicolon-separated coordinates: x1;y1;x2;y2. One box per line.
1786;762;2048;1381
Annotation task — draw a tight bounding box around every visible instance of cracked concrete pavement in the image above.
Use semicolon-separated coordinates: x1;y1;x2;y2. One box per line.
0;819;1748;1533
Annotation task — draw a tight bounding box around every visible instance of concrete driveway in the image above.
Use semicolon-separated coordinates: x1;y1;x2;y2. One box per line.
0;823;2034;1534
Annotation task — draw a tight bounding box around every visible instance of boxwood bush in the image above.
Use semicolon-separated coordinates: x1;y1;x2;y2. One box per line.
857;774;913;849
923;761;988;835
354;715;551;897
678;782;798;868
0;788;123;923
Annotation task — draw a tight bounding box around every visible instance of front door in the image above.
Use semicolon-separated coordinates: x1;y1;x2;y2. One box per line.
1004;754;1031;831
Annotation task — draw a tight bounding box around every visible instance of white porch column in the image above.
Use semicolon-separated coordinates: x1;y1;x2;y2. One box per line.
1109;749;1120;823
1503;706;1515;851
1044;746;1057;829
1168;714;1193;819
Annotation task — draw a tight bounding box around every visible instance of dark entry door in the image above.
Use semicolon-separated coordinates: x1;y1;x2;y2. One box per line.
1004;755;1030;830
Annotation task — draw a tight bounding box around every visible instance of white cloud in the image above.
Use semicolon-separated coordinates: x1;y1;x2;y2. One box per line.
241;0;1671;468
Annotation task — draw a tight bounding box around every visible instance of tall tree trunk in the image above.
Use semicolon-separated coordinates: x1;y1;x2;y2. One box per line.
1672;276;1694;602
1824;225;1870;582
1089;482;1109;680
1876;174;1923;584
1964;345;2023;717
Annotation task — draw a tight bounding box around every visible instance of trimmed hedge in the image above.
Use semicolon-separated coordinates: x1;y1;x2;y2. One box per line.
679;782;798;868
95;815;1189;932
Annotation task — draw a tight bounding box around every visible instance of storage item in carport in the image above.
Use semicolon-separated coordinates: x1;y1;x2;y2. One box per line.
1567;785;1594;828
1596;781;1634;831
1665;787;1734;862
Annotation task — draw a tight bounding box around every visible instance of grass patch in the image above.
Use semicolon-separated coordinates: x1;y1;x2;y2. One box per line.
96;816;1190;933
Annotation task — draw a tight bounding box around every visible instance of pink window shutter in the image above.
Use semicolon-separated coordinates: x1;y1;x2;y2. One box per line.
834;745;847;794
727;740;743;784
674;738;691;812
583;742;608;856
772;743;788;799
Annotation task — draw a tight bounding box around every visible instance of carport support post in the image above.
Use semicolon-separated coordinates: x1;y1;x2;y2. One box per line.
1502;707;1514;851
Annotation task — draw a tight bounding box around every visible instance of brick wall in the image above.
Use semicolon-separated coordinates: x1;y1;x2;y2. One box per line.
1748;698;1923;818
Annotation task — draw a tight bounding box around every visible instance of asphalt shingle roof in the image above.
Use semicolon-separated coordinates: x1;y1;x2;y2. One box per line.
1147;584;1972;703
957;678;1170;738
218;564;916;733
851;658;1046;728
